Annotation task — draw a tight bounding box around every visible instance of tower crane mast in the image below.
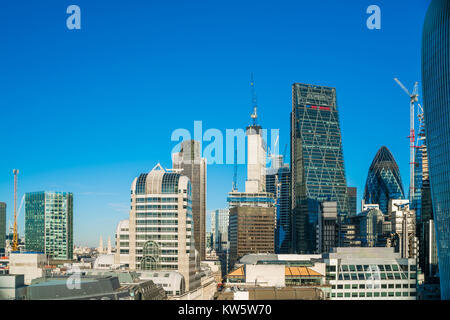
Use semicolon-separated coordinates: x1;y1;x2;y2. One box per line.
394;78;419;203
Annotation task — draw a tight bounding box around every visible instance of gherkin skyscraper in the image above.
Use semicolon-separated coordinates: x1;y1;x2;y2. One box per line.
363;146;405;214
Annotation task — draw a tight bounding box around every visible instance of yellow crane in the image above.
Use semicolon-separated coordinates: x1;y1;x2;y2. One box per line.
12;169;19;251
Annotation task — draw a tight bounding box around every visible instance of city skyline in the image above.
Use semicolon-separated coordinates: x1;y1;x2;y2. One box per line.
0;0;430;247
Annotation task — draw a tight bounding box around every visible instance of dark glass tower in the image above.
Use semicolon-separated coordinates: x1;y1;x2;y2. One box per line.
422;0;450;299
266;156;292;253
291;83;348;253
363;146;405;214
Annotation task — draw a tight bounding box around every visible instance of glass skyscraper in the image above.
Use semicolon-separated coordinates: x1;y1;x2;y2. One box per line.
291;83;348;253
266;155;292;253
25;191;73;260
363;146;405;215
422;0;450;299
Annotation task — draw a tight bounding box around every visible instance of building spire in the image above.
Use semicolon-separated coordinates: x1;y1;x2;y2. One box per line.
250;73;258;126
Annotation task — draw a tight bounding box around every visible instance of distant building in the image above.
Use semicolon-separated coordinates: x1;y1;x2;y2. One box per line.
211;209;229;252
266;156;292;253
128;163;199;291
173;140;207;261
363;147;405;214
347;187;357;217
0;202;5;256
291;83;349;254
25;192;73;260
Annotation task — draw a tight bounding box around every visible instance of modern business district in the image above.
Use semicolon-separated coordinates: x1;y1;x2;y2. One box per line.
0;0;449;301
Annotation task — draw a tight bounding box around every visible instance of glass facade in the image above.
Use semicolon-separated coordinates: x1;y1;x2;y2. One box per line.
25;191;73;260
0;202;5;256
363;146;405;214
422;0;450;299
266;165;292;253
291;83;348;253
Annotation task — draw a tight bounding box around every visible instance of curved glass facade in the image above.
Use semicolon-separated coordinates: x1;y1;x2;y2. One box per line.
422;0;450;299
363;146;405;214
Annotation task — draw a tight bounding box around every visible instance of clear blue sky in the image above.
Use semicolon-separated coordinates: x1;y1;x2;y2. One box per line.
0;0;430;247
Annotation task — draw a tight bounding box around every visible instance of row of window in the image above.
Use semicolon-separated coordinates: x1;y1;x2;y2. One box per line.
332;291;415;298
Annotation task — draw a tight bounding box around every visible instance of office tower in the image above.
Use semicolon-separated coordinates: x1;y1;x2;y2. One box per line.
266;155;292;253
317;201;339;253
128;164;199;290
347;187;357;217
422;0;450;298
363;146;405;214
0;202;5;256
291;83;349;254
227;109;276;271
388;200;418;259
172;140;207;261
25;191;73;260
211;209;229;252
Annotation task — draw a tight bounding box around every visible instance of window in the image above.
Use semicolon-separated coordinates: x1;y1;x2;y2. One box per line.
344;292;350;298
359;292;365;297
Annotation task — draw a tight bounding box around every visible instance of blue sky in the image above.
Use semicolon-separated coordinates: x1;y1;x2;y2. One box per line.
0;0;430;247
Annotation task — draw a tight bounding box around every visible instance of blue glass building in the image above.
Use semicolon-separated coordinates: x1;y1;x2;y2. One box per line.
363;146;405;214
266;157;292;253
291;83;349;253
422;0;450;299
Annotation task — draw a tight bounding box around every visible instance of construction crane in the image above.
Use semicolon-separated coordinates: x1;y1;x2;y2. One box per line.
12;169;19;251
394;78;419;203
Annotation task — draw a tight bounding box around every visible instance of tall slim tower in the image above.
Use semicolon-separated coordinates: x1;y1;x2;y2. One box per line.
422;0;450;299
172;140;207;261
291;83;349;254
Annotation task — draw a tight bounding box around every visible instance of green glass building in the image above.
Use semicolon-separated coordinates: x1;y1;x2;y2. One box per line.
25;191;73;260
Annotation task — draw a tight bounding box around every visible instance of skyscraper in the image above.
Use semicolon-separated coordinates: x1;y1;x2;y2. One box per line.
291;83;349;253
422;0;450;299
363;146;405;215
411;110;438;282
266;155;292;253
0;202;5;256
25;191;73;260
227;88;276;270
211;209;229;252
128;164;199;290
172;140;207;261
